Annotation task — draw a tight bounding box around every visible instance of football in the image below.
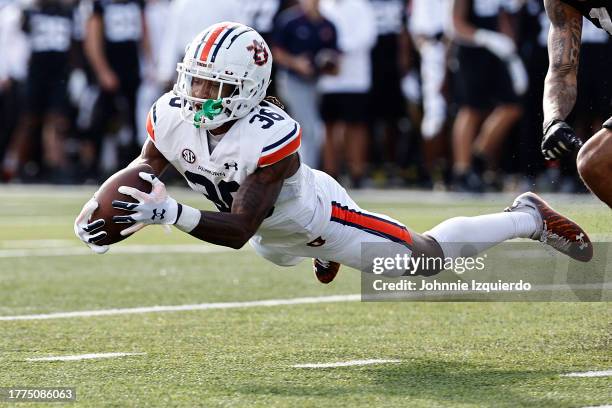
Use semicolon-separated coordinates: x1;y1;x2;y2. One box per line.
91;163;154;246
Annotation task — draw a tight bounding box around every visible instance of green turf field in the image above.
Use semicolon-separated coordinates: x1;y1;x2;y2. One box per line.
0;186;610;407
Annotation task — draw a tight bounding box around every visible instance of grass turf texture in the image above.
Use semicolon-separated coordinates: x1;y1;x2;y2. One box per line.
0;186;610;407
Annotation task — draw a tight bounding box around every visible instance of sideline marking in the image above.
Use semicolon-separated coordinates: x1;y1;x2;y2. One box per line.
293;359;401;368
0;295;361;321
27;352;146;362
562;370;612;378
0;244;235;258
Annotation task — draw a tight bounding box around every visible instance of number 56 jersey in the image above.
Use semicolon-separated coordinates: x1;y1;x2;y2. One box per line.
145;92;329;247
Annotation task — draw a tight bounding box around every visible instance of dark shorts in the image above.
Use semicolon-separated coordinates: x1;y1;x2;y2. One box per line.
320;93;369;123
369;35;405;119
577;43;612;119
452;45;520;110
25;58;69;115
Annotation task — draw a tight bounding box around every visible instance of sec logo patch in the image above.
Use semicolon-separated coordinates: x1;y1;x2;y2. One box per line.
182;149;196;164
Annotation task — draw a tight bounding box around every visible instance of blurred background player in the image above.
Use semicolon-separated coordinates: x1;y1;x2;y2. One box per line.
515;0;549;191
0;0;29;180
156;0;243;90
319;0;377;188
81;0;151;176
272;0;339;169
3;0;75;183
367;0;409;186
236;0;288;97
408;0;449;187
449;0;527;192
541;0;612;207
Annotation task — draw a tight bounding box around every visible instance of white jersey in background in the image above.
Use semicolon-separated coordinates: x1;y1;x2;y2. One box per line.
409;0;448;38
318;0;378;94
156;0;245;84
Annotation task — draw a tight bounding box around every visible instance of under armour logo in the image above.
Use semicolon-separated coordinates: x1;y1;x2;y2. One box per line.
152;209;166;220
224;161;238;171
576;232;588;250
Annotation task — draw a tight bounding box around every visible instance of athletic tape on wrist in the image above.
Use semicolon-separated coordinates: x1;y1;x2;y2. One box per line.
174;203;201;233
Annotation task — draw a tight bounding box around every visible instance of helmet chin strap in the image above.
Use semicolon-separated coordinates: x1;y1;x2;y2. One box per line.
193;98;223;129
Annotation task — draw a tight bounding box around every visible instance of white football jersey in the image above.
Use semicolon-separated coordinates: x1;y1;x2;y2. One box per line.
146;91;328;247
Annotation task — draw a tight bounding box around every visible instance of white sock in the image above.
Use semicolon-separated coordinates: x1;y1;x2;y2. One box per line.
425;212;537;259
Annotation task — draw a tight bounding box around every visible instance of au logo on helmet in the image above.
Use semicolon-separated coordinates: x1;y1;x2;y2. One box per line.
246;40;269;66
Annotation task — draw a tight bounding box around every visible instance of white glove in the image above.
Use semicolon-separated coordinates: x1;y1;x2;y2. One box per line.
506;54;528;96
112;172;179;236
74;197;110;254
473;29;516;60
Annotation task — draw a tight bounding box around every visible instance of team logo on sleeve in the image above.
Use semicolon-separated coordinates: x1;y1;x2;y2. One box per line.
182;149;196;164
246;40;269;66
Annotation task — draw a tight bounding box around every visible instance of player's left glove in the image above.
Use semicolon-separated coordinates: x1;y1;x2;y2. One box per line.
111;172;179;236
541;119;584;160
74;197;110;254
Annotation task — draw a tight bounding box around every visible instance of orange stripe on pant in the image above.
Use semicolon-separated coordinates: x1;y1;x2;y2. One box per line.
199;23;231;62
331;202;413;246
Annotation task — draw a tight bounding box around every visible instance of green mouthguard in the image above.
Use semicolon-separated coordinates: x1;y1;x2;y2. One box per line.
193;99;223;128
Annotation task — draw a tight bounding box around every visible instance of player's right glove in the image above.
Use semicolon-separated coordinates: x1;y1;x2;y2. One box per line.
74;197;109;254
541;119;584;160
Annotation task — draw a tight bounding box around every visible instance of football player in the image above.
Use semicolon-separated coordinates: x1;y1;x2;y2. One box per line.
75;22;592;283
541;0;612;207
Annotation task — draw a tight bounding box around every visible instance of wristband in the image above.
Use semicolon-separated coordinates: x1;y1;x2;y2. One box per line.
543;119;566;134
174;203;201;233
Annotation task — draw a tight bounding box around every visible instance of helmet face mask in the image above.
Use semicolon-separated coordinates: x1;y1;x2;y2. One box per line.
173;23;272;130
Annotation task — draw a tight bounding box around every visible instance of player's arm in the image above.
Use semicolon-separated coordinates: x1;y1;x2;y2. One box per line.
450;0;516;59
128;138;171;177
84;10;118;91
543;0;582;124
112;153;300;249
188;153;299;249
541;0;584;159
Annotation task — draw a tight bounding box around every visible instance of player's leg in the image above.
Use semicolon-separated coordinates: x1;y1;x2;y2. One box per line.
576;120;612;208
426;192;592;263
473;103;522;160
472;52;523;180
249;236;306;267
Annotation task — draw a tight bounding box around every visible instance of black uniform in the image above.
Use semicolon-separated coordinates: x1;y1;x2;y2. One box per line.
561;0;612;129
453;0;519;110
561;0;612;35
368;0;406;120
22;1;74;115
85;0;145;167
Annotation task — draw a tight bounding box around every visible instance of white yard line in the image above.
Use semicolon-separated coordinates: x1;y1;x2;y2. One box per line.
26;352;146;362
0;294;361;321
562;370;612;378
0;244;236;258
581;405;612;408
0;239;76;249
293;359;401;368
